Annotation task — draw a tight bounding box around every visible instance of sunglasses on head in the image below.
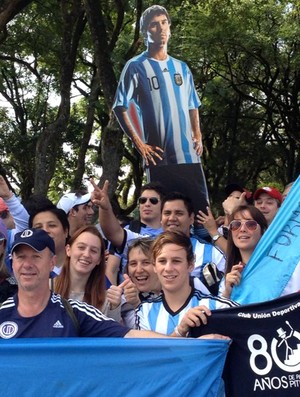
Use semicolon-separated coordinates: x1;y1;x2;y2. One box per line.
138;197;159;205
229;220;258;232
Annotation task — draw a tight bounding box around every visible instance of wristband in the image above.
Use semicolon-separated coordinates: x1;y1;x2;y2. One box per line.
174;326;188;337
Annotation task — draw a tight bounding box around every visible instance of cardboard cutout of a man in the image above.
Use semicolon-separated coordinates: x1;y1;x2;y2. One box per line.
113;5;209;216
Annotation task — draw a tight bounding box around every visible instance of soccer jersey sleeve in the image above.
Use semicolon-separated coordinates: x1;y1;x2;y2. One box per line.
70;300;131;337
113;60;138;110
135;302;152;331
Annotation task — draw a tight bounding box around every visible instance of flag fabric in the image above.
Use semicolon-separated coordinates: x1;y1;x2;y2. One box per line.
191;292;300;397
231;176;300;304
0;337;230;397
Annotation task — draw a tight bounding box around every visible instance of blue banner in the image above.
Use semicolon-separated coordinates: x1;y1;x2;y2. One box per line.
0;338;230;397
231;176;300;304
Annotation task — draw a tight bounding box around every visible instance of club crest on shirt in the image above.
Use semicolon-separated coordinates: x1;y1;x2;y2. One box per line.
0;321;18;339
174;73;183;86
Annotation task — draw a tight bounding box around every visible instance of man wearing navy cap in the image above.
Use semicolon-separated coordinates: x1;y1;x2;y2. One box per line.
11;228;56;295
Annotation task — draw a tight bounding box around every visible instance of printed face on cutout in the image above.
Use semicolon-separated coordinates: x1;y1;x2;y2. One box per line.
146;14;171;46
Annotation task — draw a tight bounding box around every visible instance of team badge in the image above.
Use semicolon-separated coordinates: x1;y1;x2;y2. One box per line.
21;229;33;238
0;321;18;339
174;73;183;86
271;321;300;372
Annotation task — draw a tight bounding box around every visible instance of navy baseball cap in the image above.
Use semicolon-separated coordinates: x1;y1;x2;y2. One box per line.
11;228;56;255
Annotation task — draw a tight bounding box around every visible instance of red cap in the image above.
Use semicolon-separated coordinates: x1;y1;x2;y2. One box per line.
0;198;8;213
253;187;283;203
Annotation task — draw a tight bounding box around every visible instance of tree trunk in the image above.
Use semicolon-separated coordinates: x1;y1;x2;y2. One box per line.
34;0;86;195
83;0;124;200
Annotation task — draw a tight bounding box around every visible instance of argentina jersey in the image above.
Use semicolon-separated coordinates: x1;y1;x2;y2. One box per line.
135;287;238;335
113;51;201;165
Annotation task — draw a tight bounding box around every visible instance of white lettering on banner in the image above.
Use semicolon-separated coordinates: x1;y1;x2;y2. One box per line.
254;376;289;391
253;313;272;319
248;334;273;376
237;302;300;320
248;321;300;392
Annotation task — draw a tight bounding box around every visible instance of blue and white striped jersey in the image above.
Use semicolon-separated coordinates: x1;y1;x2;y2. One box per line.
113;51;201;165
0;292;130;339
135;283;238;334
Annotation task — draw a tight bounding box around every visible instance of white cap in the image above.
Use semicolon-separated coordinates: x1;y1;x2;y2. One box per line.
57;192;91;214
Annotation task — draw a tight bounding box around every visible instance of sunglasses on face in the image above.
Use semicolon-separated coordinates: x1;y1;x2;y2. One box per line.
138;197;159;205
229;220;258;232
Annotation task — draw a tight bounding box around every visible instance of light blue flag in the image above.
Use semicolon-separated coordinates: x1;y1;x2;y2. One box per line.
231;175;300;304
0;338;230;397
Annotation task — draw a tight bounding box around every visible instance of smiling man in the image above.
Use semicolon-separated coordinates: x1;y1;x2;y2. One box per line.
253;187;282;226
135;231;237;335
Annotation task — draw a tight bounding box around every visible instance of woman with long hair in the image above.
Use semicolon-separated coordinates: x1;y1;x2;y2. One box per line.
54;225;121;320
220;205;268;299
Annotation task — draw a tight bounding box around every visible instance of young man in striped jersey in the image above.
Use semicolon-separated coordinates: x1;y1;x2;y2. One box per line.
113;5;209;217
135;231;238;336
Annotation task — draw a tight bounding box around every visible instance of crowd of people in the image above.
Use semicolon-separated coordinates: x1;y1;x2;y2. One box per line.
0;171;296;340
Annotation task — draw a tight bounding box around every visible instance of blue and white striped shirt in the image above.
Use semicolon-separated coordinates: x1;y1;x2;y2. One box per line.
135;283;238;334
113;51;201;165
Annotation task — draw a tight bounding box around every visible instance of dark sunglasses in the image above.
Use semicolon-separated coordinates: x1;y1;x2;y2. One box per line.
229;220;258;232
138;197;159;205
0;210;9;219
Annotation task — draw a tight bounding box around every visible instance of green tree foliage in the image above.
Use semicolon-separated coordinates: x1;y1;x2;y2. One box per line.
169;0;299;206
0;0;299;214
